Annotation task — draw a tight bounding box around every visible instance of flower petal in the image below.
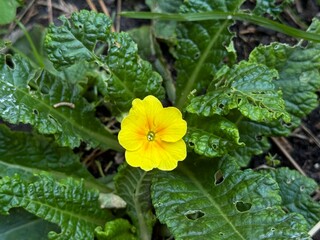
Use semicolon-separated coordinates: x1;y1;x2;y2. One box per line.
156;139;187;171
118;115;147;151
125;141;161;171
130;95;163;130
155;107;187;142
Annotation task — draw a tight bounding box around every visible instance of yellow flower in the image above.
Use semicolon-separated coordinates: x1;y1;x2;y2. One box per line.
118;95;187;171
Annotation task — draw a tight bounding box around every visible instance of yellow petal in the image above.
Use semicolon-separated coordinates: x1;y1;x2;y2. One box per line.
155;107;187;142
125;141;160;171
156;139;187;171
118;115;147;151
130;96;163;130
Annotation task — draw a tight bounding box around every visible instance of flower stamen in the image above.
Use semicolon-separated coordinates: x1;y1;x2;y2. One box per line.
147;131;156;141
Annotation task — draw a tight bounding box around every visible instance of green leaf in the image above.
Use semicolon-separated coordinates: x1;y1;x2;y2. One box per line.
187;61;290;123
114;165;156;240
151;158;310;239
0;174;111;240
45;10;164;114
95;219;138;240
263;168;320;228
249;19;320;130
0;0;20;25
185;115;243;158
0;54;121;150
174;0;243;108
0;208;59;240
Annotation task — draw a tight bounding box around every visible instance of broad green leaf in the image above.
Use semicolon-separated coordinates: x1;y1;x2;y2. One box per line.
185;115;243;157
249;19;320;130
263;168;320;228
0;0;20;25
174;0;244;108
0;54;121;150
152;158;310;239
114;165;156;240
0;174;111;240
0;208;59;240
95;219;138;240
45;10;164;114
252;0;294;18
187;61;290;123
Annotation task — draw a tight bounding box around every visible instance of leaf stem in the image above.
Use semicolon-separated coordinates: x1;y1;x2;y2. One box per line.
121;11;320;43
176;20;230;109
16;20;45;68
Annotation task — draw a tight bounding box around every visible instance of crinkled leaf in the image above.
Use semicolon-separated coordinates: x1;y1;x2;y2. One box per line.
185;115;243;157
263;168;320;228
252;0;294;18
187;61;290;123
249;19;320;130
0;54;121;150
0;208;59;240
95;219;138;240
114;165;155;240
45;10;164;114
175;0;243;107
152;158;310;239
0;174;111;240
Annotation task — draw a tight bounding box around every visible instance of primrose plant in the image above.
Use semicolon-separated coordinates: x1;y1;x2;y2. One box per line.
0;0;320;239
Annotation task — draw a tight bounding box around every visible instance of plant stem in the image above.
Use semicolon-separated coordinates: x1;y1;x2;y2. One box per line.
176;20;229;109
16;20;45;68
121;11;320;43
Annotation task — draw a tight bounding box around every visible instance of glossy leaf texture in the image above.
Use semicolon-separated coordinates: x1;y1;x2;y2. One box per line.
0;174;111;240
174;0;244;108
151;157;310;239
0;54;121;150
184;115;243;157
262;168;320;228
187;61;290;123
0;208;59;240
45;10;164;114
249;19;320;130
114;165;156;240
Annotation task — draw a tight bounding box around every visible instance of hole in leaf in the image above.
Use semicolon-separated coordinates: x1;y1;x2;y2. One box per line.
271;227;276;232
214;170;224;185
255;135;263;141
194;52;200;59
211;144;217;150
219;232;224;236
75;23;83;29
184;210;205;220
235;201;252;212
5;55;14;69
237;98;242;104
33;109;39;115
218;103;224;109
300;185;305;192
188;141;195;148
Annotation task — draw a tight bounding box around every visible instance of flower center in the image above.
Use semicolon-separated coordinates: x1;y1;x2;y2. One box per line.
147;131;156;141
